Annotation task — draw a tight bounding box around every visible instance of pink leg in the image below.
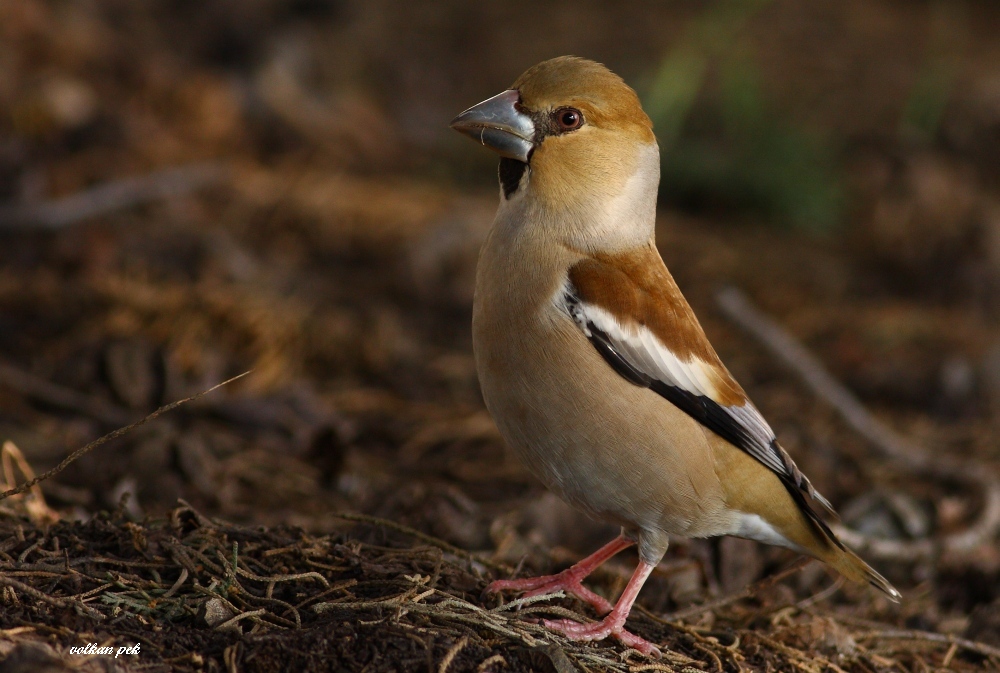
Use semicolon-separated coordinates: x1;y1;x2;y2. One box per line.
544;560;660;657
487;535;633;614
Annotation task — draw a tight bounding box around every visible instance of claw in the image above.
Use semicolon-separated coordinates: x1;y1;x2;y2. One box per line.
488;572;613;614
487;535;633;614
543;616;661;657
490;543;662;658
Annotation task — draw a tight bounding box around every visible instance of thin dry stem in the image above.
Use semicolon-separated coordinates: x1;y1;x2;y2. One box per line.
0;371;251;503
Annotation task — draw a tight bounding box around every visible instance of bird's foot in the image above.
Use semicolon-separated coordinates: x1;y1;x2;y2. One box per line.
487;569;614;614
543;616;661;657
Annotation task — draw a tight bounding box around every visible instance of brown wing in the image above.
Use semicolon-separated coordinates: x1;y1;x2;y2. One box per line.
563;242;834;514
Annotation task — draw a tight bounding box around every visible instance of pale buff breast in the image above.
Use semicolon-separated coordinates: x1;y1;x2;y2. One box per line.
472;210;735;558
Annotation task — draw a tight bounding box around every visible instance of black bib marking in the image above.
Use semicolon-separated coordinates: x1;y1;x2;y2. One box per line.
499;158;528;198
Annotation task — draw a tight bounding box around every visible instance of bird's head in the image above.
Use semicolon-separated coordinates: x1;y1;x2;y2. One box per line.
451;56;659;248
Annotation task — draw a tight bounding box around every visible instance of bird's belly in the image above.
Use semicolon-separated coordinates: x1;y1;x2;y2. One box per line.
475;311;731;540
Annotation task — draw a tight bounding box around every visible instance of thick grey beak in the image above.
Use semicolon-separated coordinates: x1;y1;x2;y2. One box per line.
450;90;535;162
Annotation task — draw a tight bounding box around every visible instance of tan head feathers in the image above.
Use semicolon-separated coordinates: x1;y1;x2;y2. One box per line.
513;56;654;141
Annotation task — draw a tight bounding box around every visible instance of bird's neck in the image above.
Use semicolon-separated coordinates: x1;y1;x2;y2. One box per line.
497;141;660;254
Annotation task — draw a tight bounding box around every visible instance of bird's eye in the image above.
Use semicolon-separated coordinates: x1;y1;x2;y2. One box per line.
554;108;583;132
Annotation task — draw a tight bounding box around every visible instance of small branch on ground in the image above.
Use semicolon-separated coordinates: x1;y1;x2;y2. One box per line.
334;511;506;570
0;441;61;525
0;163;227;230
858;628;1000;661
0;371;251;503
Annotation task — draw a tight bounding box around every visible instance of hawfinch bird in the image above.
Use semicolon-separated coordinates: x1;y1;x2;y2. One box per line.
451;56;898;656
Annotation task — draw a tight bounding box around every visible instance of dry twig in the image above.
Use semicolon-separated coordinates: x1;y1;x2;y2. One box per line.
0;163;226;230
857;628;1000;661
333;511;505;570
0;442;60;525
0;371;250;503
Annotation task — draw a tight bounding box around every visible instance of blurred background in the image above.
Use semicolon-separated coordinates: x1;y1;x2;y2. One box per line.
1;0;999;643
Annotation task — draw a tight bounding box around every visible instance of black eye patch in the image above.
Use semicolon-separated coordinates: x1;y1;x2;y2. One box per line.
530;107;585;142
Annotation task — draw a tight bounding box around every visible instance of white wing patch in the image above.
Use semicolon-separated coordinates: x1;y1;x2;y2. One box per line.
571;302;724;400
562;290;792;480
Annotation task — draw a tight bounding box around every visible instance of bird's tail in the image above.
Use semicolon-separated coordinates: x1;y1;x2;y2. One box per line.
713;435;900;601
780;479;901;601
819;543;901;601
